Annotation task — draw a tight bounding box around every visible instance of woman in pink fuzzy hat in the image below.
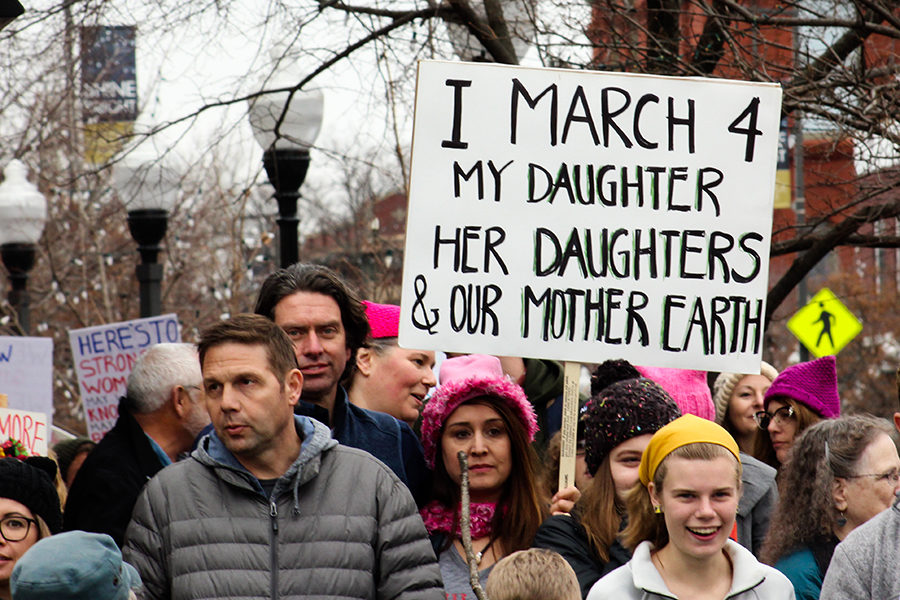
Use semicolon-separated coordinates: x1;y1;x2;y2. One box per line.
420;354;546;599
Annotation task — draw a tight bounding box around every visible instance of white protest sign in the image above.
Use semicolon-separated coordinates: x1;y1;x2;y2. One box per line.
69;314;181;441
0;407;48;456
0;336;54;419
400;60;782;372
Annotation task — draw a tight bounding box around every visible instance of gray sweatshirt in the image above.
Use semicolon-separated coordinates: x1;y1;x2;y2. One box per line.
820;495;900;600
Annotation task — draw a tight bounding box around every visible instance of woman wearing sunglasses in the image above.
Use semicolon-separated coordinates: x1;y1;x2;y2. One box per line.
753;356;840;469
0;457;63;600
762;415;900;600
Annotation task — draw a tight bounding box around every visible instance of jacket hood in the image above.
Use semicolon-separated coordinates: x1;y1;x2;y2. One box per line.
194;415;337;512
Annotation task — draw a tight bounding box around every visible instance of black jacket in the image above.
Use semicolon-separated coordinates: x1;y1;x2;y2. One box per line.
64;398;164;547
532;513;631;599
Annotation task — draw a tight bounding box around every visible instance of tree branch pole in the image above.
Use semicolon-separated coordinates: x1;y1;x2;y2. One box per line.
458;451;489;600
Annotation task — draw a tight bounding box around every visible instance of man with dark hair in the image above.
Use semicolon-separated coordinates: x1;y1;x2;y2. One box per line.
64;343;209;547
255;263;429;504
124;314;442;600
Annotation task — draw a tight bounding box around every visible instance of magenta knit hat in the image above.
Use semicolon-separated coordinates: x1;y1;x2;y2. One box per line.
420;354;538;469
362;300;400;339
764;355;840;418
636;366;715;421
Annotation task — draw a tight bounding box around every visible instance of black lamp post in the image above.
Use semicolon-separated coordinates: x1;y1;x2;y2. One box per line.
0;160;47;335
262;148;310;268
112;145;178;318
248;72;324;268
127;209;168;318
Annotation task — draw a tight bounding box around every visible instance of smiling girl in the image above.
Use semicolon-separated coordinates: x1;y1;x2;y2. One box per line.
419;354;546;600
587;415;794;600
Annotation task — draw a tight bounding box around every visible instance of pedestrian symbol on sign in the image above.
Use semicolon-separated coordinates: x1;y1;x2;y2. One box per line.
813;303;835;349
787;288;862;358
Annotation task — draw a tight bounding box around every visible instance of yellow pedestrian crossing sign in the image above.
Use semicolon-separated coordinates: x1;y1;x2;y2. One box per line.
787;288;862;357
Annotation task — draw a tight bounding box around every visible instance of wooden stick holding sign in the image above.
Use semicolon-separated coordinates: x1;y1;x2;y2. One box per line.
558;361;582;493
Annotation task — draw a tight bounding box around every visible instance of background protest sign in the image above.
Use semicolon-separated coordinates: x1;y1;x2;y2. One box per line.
0;336;54;420
69;314;180;441
0;407;48;456
400;60;782;372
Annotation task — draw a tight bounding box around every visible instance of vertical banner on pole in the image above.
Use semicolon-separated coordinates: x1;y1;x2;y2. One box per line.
773;116;791;209
81;25;137;165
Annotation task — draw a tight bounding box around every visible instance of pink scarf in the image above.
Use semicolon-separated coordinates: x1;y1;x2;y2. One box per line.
420;501;498;539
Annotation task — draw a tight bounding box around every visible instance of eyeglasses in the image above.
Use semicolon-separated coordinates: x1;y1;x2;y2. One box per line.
0;515;37;542
847;468;900;485
754;406;795;430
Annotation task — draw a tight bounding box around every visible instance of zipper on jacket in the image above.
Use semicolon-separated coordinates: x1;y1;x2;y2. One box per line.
270;500;279;599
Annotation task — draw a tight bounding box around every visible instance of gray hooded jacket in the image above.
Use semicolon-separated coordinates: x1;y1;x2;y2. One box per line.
124;416;443;600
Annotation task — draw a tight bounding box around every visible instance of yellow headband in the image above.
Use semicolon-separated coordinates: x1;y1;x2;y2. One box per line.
638;414;741;486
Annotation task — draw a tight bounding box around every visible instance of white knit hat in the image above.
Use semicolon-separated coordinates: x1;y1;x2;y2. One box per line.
712;361;779;425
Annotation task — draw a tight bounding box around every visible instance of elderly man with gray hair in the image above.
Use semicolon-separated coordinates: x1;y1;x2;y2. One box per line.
64;343;209;548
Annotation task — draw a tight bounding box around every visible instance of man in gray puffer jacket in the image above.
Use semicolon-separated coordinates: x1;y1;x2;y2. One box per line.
123;314;443;600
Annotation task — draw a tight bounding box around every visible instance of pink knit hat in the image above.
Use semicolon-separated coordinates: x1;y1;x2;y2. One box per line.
764;355;840;418
636;366;716;421
362;300;400;339
420;354;538;469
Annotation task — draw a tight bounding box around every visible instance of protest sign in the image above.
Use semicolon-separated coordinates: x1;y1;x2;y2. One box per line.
69;314;180;441
0;336;54;419
399;60;782;372
0;407;48;456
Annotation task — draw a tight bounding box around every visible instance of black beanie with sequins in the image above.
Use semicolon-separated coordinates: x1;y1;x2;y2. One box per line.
582;377;682;475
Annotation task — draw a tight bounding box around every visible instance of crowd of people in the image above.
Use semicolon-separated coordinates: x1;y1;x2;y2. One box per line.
0;261;898;600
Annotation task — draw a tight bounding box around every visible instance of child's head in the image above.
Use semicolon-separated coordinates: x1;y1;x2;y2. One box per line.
485;548;579;600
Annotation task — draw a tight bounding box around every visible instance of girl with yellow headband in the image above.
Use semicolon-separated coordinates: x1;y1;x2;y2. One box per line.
587;415;795;600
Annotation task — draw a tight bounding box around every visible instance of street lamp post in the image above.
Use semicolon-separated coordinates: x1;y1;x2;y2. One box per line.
248;66;324;268
112;145;178;318
261;148;310;269
0;160;47;335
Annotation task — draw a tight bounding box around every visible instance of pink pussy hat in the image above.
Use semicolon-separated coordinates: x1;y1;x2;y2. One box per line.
764;355;840;418
362;300;400;339
420;354;538;469
636;366;715;421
